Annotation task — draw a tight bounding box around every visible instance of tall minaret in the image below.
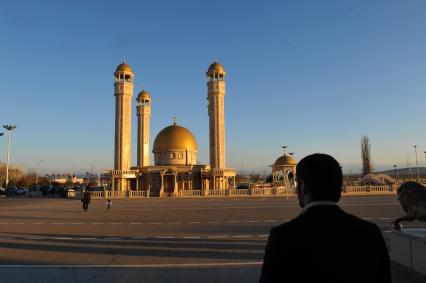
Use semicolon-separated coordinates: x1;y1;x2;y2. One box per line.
136;90;151;167
114;62;134;171
207;61;226;169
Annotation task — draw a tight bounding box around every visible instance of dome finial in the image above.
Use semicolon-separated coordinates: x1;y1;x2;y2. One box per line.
282;145;288;155
173;115;177;125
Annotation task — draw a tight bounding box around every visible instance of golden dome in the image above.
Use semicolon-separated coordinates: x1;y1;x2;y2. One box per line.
153;122;197;152
274;155;297;166
115;62;133;73
137;90;150;100
207;61;225;74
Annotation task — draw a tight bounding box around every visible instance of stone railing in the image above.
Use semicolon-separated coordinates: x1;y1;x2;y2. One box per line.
67;190;148;199
231;189;250;196
110;170;139;177
104;191;127;198
275;187;296;195
129;191;148;198
66;184;397;199
251;187;273;195
179;190;203;197
91;191;104;198
344;185;395;194
205;189;229;196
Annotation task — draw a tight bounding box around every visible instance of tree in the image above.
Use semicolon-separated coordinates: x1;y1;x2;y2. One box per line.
37;177;51;186
248;174;260;183
235;174;245;183
361;136;373;176
17;173;36;187
0;163;25;187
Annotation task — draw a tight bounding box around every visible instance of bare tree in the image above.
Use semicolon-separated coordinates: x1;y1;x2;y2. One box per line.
361;136;373;176
0;163;24;187
249;174;260;184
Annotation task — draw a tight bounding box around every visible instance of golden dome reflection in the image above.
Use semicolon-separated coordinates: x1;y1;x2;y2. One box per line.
153;122;198;152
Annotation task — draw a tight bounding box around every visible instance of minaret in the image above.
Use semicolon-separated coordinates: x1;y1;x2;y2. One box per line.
207;61;226;169
136;90;151;167
114;62;134;171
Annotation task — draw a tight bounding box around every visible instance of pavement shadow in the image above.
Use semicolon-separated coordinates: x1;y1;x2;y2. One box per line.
0;232;265;264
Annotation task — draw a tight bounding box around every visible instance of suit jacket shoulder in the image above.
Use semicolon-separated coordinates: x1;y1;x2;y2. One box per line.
260;205;391;283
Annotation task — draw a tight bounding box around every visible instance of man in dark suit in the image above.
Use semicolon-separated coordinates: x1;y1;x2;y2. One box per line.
260;154;391;283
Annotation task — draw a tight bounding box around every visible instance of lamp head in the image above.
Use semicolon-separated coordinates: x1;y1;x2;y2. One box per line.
2;125;17;131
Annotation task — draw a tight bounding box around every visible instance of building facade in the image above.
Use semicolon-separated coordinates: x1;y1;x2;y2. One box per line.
108;61;236;197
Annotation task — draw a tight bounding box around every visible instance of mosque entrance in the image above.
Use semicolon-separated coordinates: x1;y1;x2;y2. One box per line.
164;175;175;196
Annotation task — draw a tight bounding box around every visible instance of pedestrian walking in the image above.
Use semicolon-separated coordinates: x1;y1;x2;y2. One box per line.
81;191;91;212
106;198;112;212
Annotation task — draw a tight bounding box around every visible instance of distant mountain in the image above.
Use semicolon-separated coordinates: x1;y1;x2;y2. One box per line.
375;167;426;177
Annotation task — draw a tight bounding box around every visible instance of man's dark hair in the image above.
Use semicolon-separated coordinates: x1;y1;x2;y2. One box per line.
296;153;343;202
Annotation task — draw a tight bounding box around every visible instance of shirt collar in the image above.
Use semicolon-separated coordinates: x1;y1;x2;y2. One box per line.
299;201;337;216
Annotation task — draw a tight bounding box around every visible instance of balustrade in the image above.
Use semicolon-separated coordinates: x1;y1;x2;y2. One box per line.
66;185;396;199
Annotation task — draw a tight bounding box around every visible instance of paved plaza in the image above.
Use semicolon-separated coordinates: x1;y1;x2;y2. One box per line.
0;196;424;282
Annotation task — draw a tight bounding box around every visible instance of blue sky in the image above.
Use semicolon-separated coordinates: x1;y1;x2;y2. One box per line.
0;0;425;174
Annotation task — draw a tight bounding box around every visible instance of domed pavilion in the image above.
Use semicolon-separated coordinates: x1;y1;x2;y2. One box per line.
271;146;297;188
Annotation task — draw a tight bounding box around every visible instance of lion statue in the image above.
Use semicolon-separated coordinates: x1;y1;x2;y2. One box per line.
392;181;426;229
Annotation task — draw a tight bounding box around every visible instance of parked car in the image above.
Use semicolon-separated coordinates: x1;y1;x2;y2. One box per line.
6;186;18;195
15;187;29;195
236;184;249;190
30;185;42;191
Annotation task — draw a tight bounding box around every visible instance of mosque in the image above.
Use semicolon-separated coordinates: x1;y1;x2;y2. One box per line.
107;61;236;197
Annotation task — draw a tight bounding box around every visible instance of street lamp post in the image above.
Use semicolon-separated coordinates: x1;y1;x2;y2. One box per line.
423;151;426;183
393;165;397;183
414;145;420;182
35;160;44;185
93;159;100;186
3;125;17;188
